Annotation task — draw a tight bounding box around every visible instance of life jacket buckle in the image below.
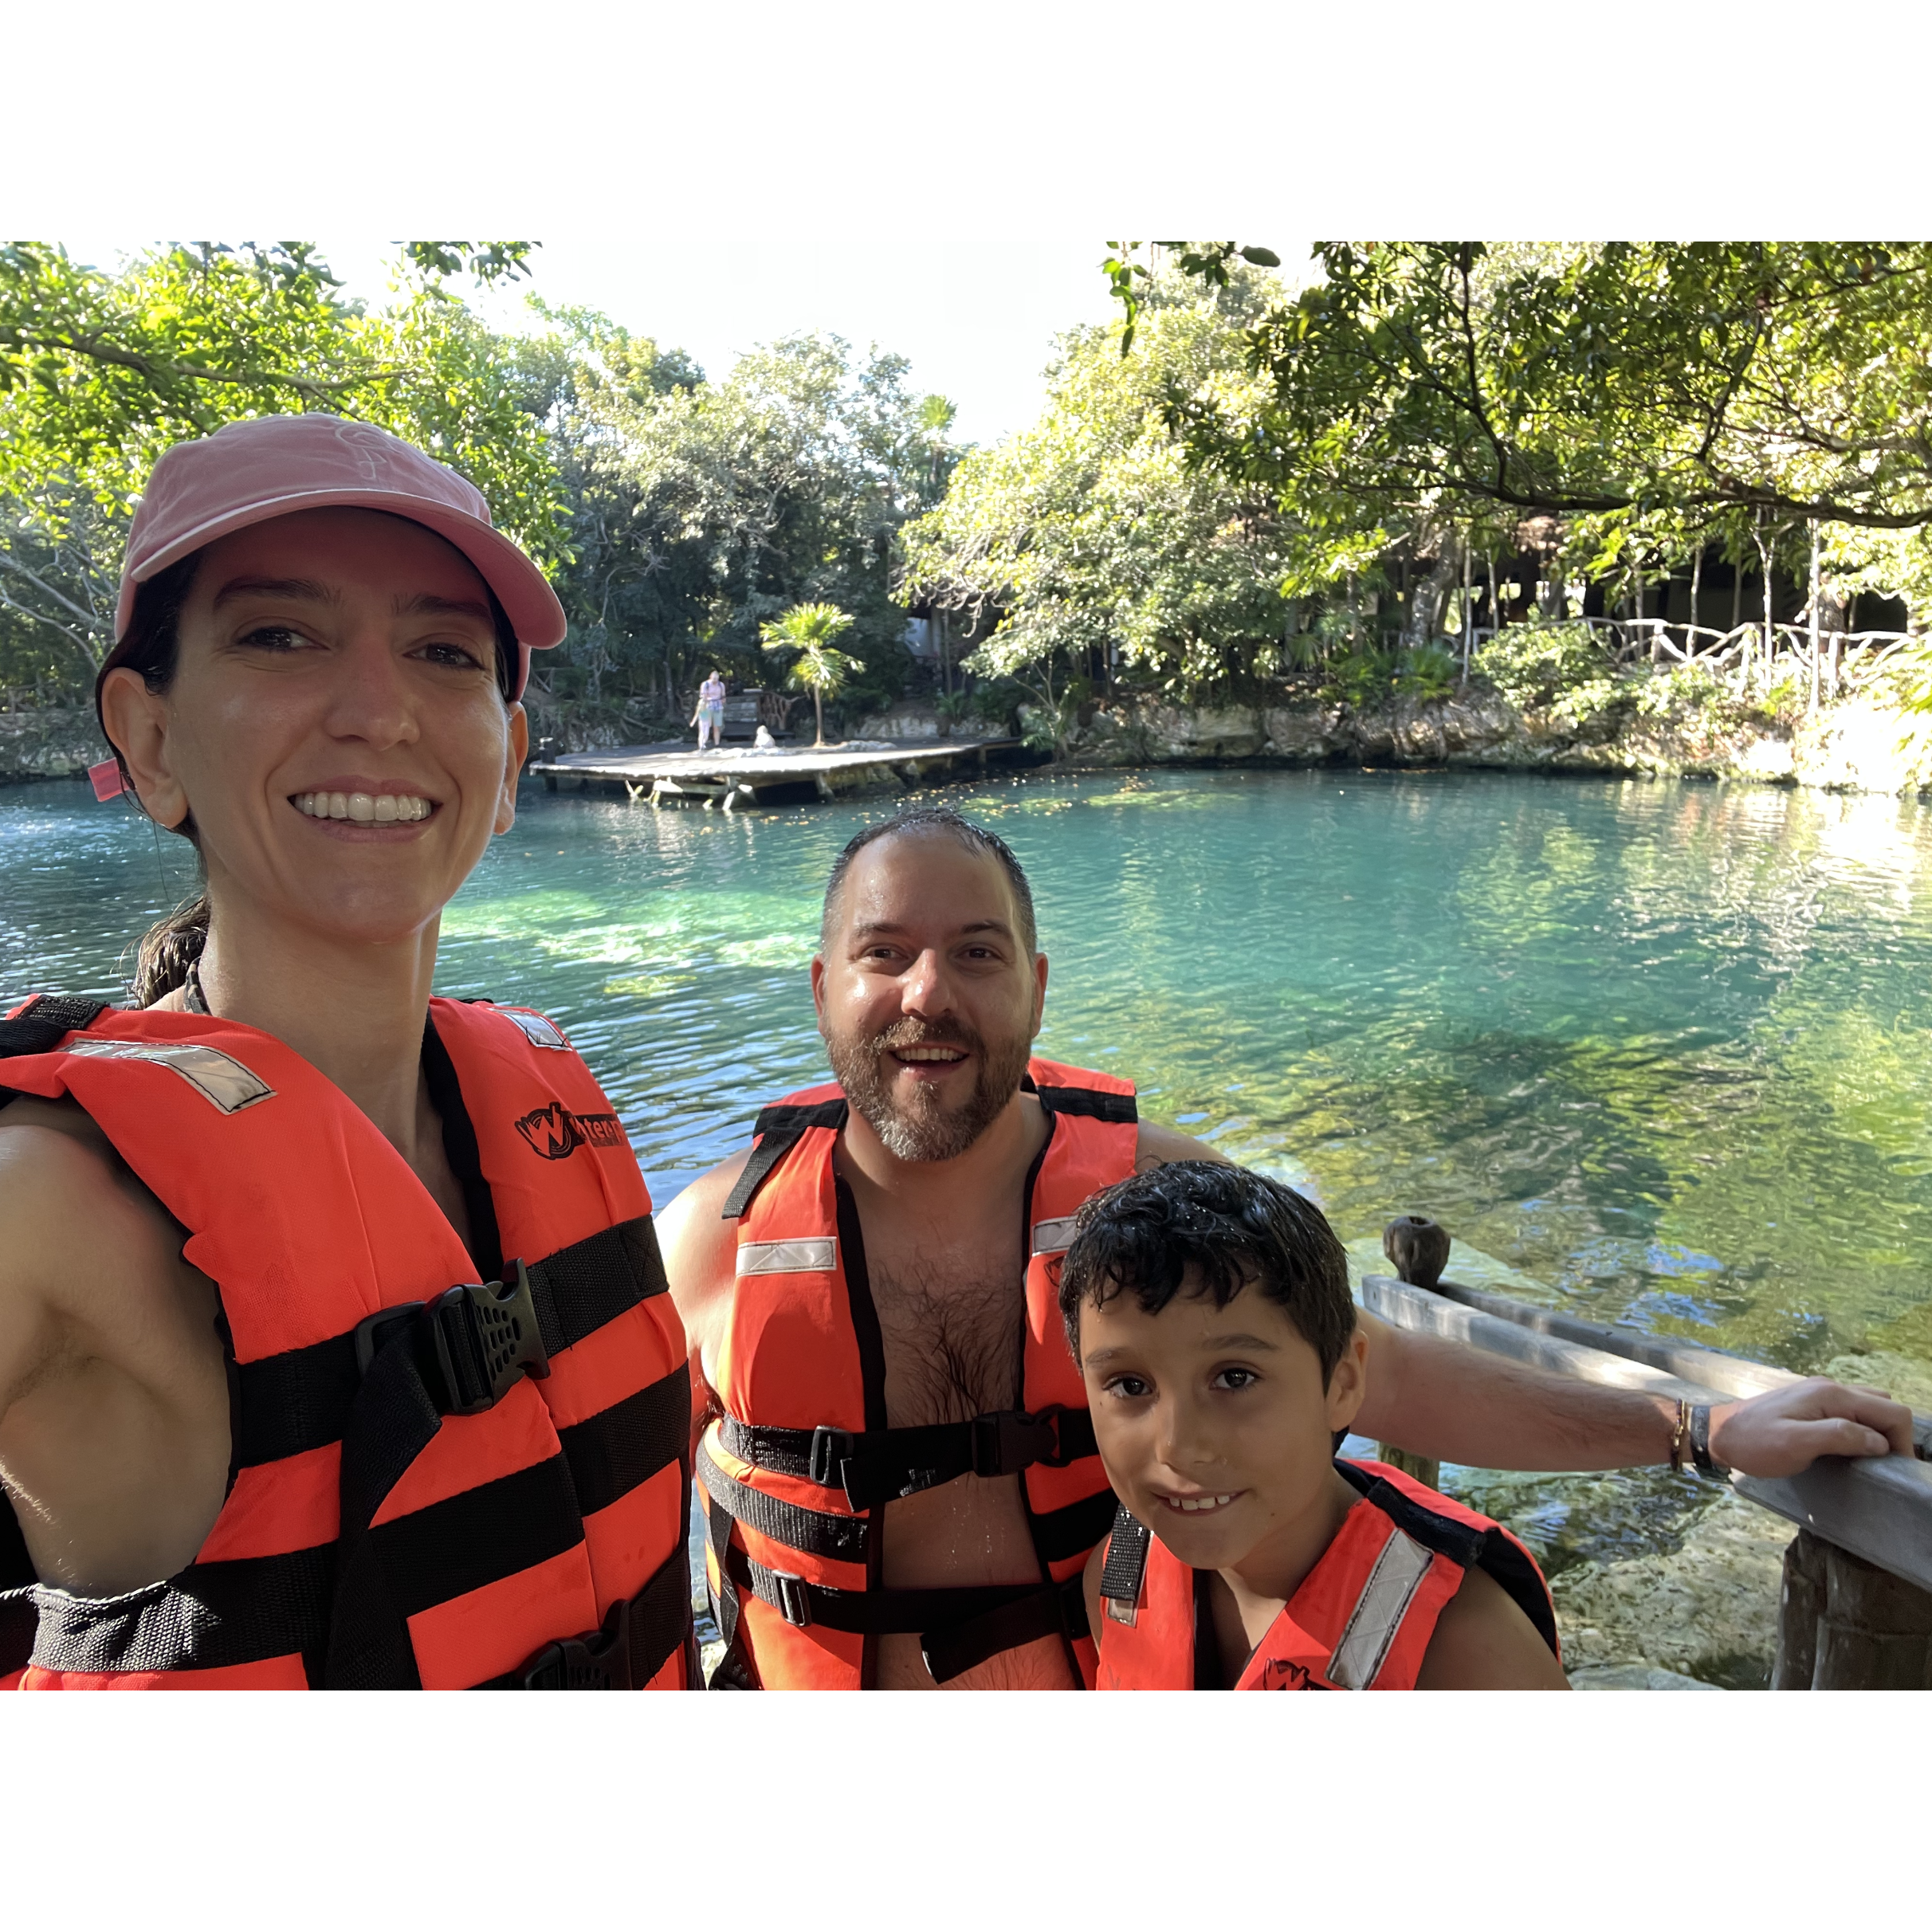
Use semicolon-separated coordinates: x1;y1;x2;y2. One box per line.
770;1571;815;1628
807;1425;855;1489
970;1408;1069;1478
426;1261;551;1416
519;1594;634;1690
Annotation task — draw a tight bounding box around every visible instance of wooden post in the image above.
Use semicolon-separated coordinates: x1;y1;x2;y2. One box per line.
1814;1541;1932;1689
1773;1528;1828;1689
1375;1216;1450;1488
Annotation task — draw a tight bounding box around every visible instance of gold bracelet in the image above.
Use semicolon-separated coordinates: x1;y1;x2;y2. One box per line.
1668;1398;1691;1473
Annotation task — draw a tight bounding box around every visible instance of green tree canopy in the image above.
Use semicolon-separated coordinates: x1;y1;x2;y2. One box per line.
0;242;564;691
900;266;1288;714
1141;242;1932;602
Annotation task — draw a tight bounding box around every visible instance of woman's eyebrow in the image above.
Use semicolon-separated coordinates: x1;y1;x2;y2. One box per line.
395;591;493;624
211;574;336;608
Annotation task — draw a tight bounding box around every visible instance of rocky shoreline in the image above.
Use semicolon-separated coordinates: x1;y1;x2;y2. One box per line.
10;682;1932;795
1018;681;1932;796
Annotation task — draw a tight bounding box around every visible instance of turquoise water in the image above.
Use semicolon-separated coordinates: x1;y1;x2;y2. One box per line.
6;766;1931;1588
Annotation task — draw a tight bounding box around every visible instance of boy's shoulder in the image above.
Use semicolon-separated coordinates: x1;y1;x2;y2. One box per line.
1413;1559;1569;1690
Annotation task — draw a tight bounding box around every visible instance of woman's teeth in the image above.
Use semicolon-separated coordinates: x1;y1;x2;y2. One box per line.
294;791;431;824
1164;1493;1237;1514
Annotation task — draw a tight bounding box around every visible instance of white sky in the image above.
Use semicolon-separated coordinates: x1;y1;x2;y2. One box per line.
10;2;1924;451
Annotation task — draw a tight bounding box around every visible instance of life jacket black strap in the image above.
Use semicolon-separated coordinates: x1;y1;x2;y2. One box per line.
1335;1459;1561;1659
0;995;110;1061
491;1540;694;1690
722;1542;1079;1675
1;1584;37;1679
1098;1502;1152;1609
1025;1075;1138;1125
717;1404;1098;1513
233;1214;669;1467
720;1097;849;1220
696;1440;870;1564
719;1545;1086;1686
920;1573;1090;1685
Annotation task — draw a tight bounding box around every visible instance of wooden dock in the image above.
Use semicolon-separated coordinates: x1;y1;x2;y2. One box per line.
528;736;1029;810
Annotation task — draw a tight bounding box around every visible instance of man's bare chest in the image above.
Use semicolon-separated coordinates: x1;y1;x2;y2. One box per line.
864;1231;1026;1428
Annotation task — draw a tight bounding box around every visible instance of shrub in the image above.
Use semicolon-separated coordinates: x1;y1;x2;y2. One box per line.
1396;642;1459;701
1473;620;1612;712
1323;646;1398;708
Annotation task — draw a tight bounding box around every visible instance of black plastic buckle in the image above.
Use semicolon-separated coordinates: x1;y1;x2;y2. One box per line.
351;1262;548;1418
520;1595;633;1690
807;1425;854;1488
426;1259;549;1417
969;1408;1067;1478
769;1571;815;1628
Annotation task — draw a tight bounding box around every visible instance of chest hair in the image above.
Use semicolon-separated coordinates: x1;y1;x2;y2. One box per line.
870;1255;1025;1427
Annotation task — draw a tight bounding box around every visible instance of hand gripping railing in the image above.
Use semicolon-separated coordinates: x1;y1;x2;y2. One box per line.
1364;1215;1932;1689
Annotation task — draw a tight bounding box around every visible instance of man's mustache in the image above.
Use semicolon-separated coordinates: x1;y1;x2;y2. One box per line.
872;1021;981;1055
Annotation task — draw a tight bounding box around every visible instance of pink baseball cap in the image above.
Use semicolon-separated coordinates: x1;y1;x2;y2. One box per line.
105;413;566;700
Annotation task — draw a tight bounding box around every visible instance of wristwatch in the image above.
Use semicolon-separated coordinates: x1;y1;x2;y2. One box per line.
1690;1403;1726;1475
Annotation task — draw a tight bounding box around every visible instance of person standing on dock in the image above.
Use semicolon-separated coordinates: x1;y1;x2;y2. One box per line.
659;805;1917;1690
0;415;694;1690
693;668;727;749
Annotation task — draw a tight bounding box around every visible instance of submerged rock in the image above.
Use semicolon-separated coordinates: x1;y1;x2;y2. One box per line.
1552;1486;1793;1689
1568;1663;1724;1690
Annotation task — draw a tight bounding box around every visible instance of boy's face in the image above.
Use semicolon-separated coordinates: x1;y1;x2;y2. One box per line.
1078;1271;1368;1573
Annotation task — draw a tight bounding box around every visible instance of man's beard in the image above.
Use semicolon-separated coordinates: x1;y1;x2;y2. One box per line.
827;1017;1033;1162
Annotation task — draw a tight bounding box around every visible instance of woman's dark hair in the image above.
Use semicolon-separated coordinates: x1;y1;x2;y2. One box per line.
100;521;520;1006
1056;1161;1356;1384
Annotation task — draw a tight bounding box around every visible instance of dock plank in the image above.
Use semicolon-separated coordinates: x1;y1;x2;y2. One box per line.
528;736;1025;803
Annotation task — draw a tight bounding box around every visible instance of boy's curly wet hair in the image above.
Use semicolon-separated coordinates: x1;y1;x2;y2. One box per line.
1057;1160;1355;1384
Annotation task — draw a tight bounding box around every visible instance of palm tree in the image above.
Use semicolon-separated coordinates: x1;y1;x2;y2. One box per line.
760;602;862;748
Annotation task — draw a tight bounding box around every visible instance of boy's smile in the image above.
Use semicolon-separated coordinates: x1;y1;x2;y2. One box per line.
1078;1272;1370;1594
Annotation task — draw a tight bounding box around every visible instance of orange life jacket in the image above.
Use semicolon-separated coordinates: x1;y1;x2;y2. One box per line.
697;1057;1137;1689
1094;1458;1559;1690
0;992;694;1690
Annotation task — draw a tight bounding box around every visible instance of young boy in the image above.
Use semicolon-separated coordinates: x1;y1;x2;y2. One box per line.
1061;1162;1569;1690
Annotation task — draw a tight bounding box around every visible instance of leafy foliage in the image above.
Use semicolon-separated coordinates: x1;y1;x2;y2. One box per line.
1473;620;1613;713
533;320;959;734
901;266;1289;718
0;242;564;688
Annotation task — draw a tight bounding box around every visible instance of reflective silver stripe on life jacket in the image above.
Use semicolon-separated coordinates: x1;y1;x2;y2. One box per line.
736;1238;838;1277
61;1039;274;1114
1031;1215;1079;1256
1325;1524;1435;1689
500;1009;571;1050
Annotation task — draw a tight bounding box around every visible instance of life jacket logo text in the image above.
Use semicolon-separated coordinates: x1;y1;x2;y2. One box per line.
513;1102;627;1160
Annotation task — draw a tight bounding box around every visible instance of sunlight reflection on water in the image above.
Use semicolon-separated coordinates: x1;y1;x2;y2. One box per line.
7;765;1930;1577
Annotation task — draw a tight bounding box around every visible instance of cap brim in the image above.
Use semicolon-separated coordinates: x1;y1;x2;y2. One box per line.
109;486;566;699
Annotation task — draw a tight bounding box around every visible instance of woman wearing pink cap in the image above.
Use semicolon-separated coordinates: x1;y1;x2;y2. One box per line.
0;416;696;1690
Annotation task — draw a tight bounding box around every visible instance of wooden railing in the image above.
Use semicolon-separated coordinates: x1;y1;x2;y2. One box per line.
1364;1216;1932;1689
1465;619;1918;696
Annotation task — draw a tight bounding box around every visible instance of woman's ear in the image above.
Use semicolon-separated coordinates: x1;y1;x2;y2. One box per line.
99;667;189;831
495;701;529;835
1323;1326;1370;1436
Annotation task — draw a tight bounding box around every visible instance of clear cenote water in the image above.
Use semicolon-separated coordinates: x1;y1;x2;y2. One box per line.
6;766;1930;1588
